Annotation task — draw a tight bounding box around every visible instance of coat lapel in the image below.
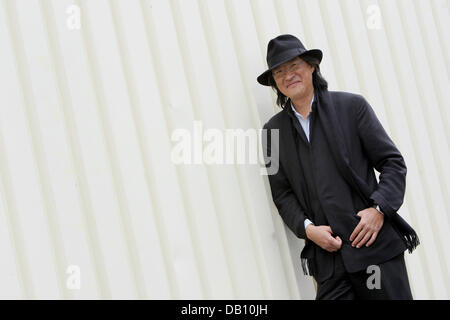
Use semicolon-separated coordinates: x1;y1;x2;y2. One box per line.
316;90;372;206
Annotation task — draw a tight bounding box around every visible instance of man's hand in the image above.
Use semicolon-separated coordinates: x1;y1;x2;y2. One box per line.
349;207;384;248
306;225;342;252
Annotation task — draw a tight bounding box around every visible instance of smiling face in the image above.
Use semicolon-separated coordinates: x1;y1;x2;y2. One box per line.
272;56;315;101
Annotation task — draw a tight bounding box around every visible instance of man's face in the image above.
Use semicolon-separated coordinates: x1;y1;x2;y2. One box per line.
272;57;315;101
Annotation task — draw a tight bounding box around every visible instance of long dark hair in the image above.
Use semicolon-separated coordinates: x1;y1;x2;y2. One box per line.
268;55;328;109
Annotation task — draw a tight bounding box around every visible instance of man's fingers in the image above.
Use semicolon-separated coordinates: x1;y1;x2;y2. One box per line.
365;232;378;247
351;227;368;247
327;236;342;252
355;231;372;248
350;222;363;242
324;234;341;252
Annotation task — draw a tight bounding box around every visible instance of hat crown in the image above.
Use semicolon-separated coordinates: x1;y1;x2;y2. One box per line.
266;34;307;68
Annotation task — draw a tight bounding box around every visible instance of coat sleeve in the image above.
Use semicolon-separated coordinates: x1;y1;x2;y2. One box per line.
262;122;308;239
355;96;407;220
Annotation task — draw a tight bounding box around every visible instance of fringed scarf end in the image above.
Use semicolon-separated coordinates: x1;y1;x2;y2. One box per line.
393;214;420;254
404;231;420;254
301;257;315;277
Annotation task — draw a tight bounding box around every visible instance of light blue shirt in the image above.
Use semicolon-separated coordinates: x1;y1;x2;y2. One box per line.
290;95;315;142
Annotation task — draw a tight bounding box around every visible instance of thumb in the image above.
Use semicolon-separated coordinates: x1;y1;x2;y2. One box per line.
333;236;342;249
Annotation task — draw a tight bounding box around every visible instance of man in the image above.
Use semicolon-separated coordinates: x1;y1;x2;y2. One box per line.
259;34;419;300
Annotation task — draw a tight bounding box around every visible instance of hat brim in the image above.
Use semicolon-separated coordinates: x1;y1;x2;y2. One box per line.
257;49;323;86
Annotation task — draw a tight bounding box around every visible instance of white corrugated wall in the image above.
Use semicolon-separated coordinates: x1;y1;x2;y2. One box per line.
0;0;448;299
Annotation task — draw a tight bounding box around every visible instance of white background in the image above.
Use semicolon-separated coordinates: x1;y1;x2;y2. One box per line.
0;0;449;299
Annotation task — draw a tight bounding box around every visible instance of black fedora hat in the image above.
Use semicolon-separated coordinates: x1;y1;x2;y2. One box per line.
257;34;323;86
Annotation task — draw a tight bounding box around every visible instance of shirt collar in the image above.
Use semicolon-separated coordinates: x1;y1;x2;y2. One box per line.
290;93;315;119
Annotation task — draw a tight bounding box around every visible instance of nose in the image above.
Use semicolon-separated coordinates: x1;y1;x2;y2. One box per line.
284;71;295;83
284;70;295;81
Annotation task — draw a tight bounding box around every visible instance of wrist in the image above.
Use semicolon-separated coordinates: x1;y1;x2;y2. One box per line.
305;224;315;240
372;203;383;215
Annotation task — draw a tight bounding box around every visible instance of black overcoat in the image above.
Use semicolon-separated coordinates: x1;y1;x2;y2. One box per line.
262;89;419;282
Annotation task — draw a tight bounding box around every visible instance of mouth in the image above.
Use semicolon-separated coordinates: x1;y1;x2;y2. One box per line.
287;81;301;88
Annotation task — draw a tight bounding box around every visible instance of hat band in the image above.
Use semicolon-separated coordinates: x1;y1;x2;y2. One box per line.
268;48;305;69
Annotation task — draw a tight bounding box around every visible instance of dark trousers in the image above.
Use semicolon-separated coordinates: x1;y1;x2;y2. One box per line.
315;252;413;300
